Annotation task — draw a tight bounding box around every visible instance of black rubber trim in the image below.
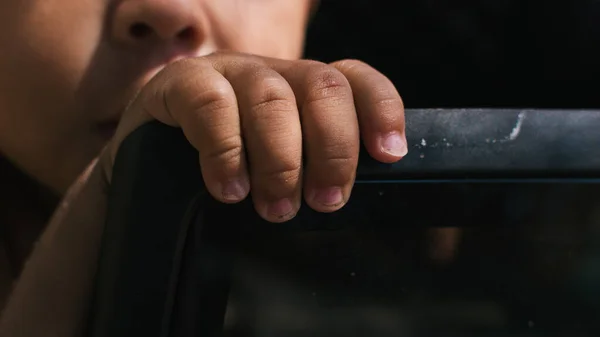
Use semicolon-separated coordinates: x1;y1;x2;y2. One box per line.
87;109;600;337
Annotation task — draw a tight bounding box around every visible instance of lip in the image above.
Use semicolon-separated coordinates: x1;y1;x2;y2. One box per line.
95;99;129;141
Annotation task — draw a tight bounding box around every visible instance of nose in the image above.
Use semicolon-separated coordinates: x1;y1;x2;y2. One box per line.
111;0;205;50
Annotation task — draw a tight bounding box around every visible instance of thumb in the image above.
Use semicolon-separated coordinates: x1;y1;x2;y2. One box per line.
0;153;109;337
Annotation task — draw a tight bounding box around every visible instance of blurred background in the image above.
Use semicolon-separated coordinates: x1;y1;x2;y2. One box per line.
304;0;600;108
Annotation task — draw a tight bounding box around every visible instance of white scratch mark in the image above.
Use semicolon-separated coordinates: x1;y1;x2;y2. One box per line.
506;111;526;141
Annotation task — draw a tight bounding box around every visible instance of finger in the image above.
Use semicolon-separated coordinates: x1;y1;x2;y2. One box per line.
167;61;251;203
330;60;407;163
278;61;359;213
222;62;303;223
115;58;250;204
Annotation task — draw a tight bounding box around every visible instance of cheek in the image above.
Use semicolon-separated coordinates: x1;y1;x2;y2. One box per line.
206;1;309;59
0;1;102;131
250;12;307;59
0;0;107;191
0;0;105;133
12;0;104;90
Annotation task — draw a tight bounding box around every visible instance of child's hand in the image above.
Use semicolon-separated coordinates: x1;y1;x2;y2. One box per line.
0;52;407;335
105;52;407;222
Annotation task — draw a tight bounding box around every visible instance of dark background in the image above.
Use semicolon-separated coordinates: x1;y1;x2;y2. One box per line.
304;0;600;108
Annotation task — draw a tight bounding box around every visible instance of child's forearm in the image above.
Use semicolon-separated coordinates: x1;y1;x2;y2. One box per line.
0;159;107;337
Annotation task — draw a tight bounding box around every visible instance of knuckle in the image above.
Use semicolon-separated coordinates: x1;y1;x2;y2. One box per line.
330;59;405;116
308;144;357;183
331;59;389;87
193;86;236;113
324;159;356;180
330;59;369;72
256;160;302;185
160;67;235;120
250;90;295;115
244;68;296;115
322;151;357;174
373;95;404;113
204;134;244;163
324;148;358;164
167;85;235;125
164;56;210;75
304;65;351;103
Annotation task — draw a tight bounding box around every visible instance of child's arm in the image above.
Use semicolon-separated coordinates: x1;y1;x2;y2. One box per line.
0;158;108;337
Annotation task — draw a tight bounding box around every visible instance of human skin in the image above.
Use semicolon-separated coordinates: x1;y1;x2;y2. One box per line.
0;0;319;308
0;0;316;194
0;0;407;335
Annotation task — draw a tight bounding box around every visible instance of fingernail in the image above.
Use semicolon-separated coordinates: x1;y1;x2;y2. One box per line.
267;198;295;219
311;187;344;207
381;132;408;157
222;178;249;202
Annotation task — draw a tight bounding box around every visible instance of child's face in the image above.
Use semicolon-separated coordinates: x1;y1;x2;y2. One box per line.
0;0;313;193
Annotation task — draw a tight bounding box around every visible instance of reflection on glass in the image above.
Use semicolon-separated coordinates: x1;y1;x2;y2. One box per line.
221;183;600;337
